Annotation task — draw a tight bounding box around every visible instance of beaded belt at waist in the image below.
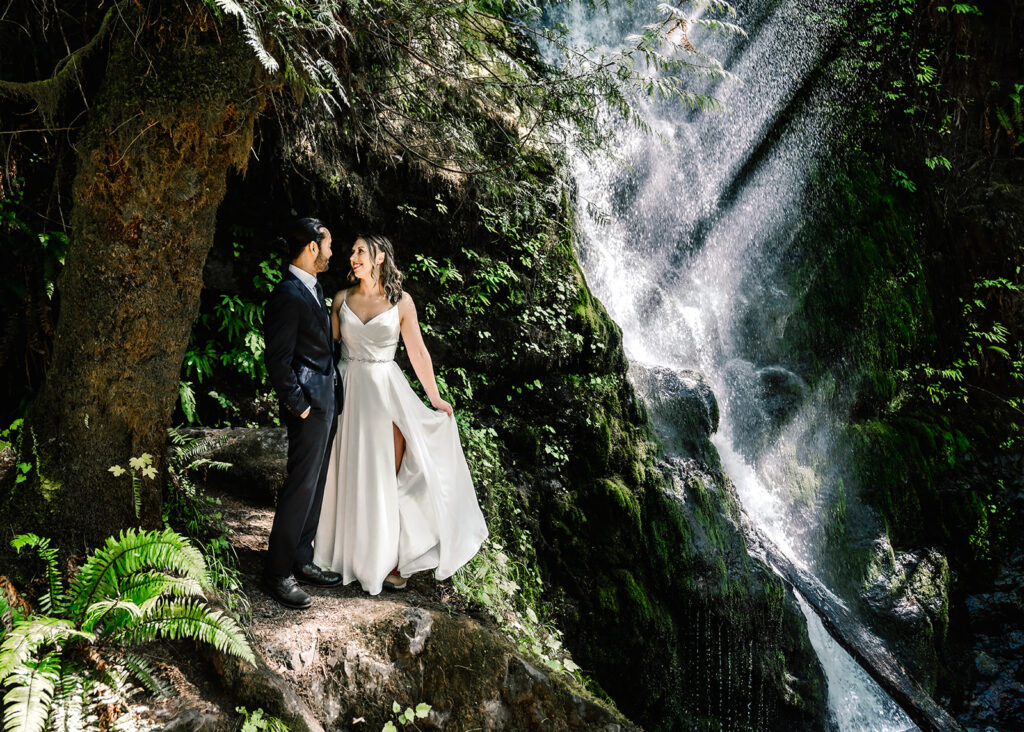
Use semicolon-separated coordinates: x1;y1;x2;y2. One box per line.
342;356;394;363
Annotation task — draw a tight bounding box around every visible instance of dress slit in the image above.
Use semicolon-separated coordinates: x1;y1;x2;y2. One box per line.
313;303;487;594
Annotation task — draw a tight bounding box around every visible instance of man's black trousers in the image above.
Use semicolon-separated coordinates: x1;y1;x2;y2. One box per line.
265;403;338;579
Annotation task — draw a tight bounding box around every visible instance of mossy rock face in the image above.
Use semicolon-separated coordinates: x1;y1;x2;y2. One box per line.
216;598;634;731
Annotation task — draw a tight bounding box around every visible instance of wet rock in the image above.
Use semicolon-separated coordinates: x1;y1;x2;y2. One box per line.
861;538;950;691
629;362;719;467
756;365;805;426
958;526;1024;730
974;651;1001;679
717;360;807;461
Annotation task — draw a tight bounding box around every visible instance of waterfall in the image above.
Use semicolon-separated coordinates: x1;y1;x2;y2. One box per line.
557;0;920;728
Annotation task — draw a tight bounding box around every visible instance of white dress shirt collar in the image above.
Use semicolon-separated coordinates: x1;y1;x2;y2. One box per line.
288;264;319;298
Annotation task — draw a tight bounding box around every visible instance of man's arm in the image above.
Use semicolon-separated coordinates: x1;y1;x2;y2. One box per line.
264;285;311;418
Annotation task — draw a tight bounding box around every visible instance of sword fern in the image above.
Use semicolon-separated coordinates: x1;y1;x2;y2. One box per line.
0;528;255;731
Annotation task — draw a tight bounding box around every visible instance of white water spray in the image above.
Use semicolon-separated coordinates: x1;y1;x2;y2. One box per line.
558;0;920;728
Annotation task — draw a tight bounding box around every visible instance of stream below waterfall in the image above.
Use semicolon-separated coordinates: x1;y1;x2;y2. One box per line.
557;0;922;728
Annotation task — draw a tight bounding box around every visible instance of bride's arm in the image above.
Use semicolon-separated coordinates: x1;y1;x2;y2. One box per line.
331;289;346;342
398;292;453;416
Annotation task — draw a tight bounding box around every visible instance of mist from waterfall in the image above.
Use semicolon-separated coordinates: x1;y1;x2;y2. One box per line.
555;0;918;729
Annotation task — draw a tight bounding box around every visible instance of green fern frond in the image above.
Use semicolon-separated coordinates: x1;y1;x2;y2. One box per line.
11;534;67;614
167;429;230;472
114;599;255;665
996;107;1013;133
88;662;133;709
79;599;144;634
207;0;280;72
67;528;211;621
2;653;59;732
114;652;172;698
179;380;198;425
131;475;142;519
0;618;93;682
241;20;280;73
118;570;206;606
50;663;96;732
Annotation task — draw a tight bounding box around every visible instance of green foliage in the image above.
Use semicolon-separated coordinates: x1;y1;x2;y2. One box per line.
180;251;280;426
900;275;1024;447
0;182;69;422
380;699;431;730
237;705;290;731
967;483;1009;564
0;527;254;731
108;453;158;519
451;421;583;677
163;429;250;621
0;182;68;303
2;419;33;486
993;82;1023;151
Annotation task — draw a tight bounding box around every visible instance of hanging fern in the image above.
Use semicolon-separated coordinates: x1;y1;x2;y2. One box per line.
207;0;281;72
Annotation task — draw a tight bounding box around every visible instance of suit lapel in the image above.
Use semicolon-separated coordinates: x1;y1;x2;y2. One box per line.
284;272;331;337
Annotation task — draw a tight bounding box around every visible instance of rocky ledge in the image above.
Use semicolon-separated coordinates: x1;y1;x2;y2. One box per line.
153;476;633;731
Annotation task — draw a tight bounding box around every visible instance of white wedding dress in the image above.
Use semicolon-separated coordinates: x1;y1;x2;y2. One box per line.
313;299;488;595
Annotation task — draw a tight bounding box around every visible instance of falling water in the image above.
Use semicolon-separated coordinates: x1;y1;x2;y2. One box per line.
555;0;920;729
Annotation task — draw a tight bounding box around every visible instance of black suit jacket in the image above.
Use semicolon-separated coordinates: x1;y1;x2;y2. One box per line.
264;272;337;418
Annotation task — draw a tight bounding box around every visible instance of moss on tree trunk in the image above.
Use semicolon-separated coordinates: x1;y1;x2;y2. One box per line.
3;8;264;545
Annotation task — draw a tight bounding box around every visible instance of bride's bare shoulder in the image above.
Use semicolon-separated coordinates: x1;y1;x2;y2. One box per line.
397;291;416;316
332;287;353;309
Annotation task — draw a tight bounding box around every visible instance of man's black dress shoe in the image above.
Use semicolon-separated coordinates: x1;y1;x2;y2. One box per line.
294;563;342;587
264;575;312;609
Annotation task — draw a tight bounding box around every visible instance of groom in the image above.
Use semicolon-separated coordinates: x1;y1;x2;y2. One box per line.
263;218;343;609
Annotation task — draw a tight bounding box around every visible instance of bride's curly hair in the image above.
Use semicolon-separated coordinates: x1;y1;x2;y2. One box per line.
350;234;404;304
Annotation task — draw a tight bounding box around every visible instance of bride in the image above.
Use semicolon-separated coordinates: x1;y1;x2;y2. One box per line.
313;234;488;594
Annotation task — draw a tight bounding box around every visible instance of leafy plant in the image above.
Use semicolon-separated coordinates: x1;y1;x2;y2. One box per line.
453;539;580;677
904;276;1024;427
108;453;158;519
381;700;431;731
0;529;254;732
163;428;250;621
1;419;32;486
237;705;289;731
179;252;281;425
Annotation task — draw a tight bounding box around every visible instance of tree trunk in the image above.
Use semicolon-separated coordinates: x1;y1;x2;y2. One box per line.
3;7;264;545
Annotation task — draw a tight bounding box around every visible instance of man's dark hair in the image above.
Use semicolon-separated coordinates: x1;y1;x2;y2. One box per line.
275;218;327;261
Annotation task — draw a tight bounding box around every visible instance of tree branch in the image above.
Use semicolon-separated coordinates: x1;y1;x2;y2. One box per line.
0;7;116;125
